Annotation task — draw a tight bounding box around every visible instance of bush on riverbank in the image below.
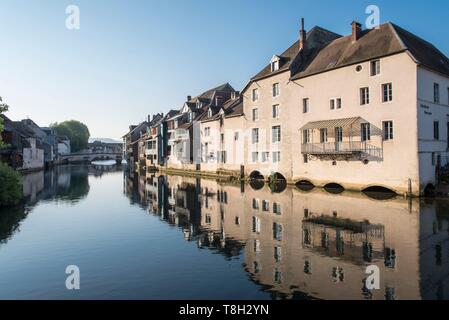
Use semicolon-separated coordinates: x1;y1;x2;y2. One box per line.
0;162;22;207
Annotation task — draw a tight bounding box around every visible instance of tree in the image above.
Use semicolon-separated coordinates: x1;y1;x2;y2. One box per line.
52;120;90;152
0;96;10;148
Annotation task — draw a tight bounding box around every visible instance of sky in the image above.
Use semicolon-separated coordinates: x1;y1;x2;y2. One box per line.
1;0;449;140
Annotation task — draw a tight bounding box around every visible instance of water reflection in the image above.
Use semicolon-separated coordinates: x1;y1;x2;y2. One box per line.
125;172;449;300
0;164;122;246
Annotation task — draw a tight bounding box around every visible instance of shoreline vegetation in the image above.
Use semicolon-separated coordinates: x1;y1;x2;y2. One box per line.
0;162;22;207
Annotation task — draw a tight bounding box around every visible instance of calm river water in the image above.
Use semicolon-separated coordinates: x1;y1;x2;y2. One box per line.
0;163;448;300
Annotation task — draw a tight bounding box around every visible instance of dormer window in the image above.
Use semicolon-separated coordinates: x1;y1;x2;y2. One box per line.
188;112;194;122
196;101;202;109
270;55;281;72
208;109;213;118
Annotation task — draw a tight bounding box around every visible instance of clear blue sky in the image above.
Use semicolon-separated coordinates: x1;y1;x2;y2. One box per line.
1;0;448;139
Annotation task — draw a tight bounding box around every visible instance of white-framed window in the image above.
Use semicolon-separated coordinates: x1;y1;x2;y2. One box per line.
272;125;281;143
234;132;239;141
262;200;270;212
273;203;282;215
303;98;309;113
330;99;335;110
204;127;210;137
337;98;342;109
434;83;440;104
370;59;380;76
262;152;270;163
252;152;259;163
434;121;440;140
303;130;311;144
272;151;281;163
271;60;280;72
252;108;258;122
252;198;260;210
207;109;213;117
252;216;261;233
382;83;393;102
188;112;194;122
252;128;259;144
273;83;280;97
272;104;280;118
252;88;259;102
361;123;371;142
360;87;370;105
383;121;394;140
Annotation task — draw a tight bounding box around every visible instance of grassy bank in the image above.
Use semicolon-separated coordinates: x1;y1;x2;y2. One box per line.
0;162;22;207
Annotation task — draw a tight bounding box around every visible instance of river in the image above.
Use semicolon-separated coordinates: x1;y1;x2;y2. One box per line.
0;163;448;300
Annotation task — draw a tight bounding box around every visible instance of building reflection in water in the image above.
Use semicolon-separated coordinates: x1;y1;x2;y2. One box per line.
124;171;449;300
0;164;122;246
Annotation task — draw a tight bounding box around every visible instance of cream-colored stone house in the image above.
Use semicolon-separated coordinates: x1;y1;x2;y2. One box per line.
242;20;449;196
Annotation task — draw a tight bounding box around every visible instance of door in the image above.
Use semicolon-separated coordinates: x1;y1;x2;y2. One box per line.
335;127;343;151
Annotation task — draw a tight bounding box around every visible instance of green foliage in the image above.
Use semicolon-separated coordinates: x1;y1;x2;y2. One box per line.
0;96;10;148
0;162;22;207
52;120;90;152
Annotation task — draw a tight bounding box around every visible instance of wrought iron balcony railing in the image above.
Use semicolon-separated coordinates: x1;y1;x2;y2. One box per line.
301;142;383;159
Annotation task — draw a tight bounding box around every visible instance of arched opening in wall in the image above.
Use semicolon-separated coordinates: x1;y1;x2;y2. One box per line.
424;184;436;197
249;180;265;191
269;172;287;193
362;186;397;200
295;180;315;192
324;183;345;195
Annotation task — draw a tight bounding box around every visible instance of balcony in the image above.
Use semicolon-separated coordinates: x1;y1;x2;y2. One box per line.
302;142;383;159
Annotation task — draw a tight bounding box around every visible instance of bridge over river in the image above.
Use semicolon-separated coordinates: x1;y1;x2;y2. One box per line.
59;152;123;164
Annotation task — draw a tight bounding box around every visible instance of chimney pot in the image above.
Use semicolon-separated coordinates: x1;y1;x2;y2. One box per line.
351;21;362;42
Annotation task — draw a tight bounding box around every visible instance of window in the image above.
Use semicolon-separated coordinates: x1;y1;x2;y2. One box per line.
383;121;394;140
220;133;224;144
235;217;240;225
273;83;280;97
272;104;280;118
271;60;279;72
330;99;335;110
361;123;371;142
252;108;258;122
273;203;282;215
262;200;270;212
204;127;210;137
337;98;342;109
303;98;309;113
272;151;281;163
303;130;311;144
272;125;281;143
274;246;282;262
207;109;213;117
382;83;393;102
252;88;259;102
252;152;259;163
252;216;261;233
273;223;282;241
434;121;440;140
320;128;328;143
335;127;343;143
252;198;260;210
188;112;194;122
234;132;239;141
262;152;270;163
252;128;259;144
360;87;370;105
431;152;436;166
370;60;380;76
434;83;440;104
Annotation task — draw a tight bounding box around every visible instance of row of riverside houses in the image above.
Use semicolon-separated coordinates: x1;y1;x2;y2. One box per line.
123;19;449;197
0;115;71;171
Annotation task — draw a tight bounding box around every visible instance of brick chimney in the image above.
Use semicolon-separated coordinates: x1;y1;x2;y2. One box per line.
299;18;307;50
187;95;192;101
351;21;362;42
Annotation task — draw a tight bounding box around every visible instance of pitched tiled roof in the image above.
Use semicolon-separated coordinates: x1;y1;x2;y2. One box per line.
291;23;449;80
250;26;342;82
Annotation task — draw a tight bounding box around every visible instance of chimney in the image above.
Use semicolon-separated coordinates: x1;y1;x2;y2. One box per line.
187;95;192;101
351;21;362;42
299;18;307;50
